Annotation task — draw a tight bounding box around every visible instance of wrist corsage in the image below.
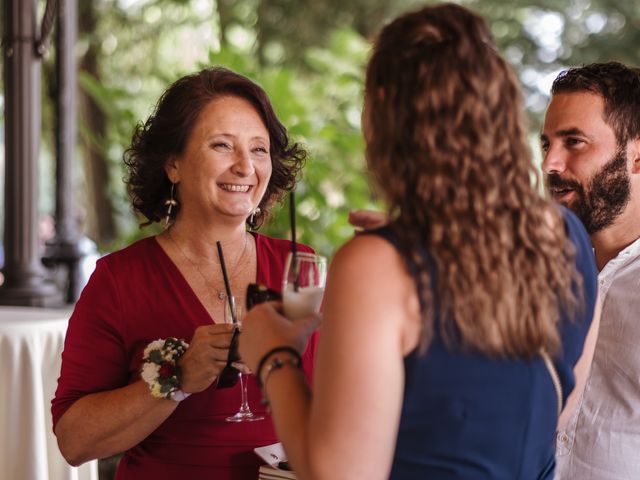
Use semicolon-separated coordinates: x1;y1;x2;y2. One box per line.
140;337;191;402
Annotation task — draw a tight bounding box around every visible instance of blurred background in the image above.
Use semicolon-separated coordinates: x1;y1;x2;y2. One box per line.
1;0;639;260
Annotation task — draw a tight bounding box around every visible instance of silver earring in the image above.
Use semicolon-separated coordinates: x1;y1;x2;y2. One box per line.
247;207;261;230
164;183;178;228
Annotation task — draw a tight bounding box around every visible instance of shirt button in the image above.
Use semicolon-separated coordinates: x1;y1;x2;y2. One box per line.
557;432;569;443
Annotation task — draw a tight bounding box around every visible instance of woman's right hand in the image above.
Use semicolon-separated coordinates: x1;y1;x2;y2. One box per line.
179;323;237;393
348;210;389;230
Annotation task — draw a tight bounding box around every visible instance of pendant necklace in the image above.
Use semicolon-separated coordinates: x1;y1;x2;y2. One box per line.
167;229;250;302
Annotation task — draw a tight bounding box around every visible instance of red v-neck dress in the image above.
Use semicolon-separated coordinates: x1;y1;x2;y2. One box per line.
52;233;318;479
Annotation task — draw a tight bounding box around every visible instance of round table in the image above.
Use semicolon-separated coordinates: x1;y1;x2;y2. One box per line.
0;306;98;480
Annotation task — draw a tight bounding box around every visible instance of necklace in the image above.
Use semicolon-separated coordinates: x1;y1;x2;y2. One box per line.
167;229;250;302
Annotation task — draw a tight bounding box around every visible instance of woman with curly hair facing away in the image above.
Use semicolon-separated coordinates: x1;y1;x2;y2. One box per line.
239;4;600;479
52;67;318;479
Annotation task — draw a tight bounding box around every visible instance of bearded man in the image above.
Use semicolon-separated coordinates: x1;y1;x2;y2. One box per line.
541;62;640;479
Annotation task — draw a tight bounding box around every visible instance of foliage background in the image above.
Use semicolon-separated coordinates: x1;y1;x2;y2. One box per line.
2;0;639;259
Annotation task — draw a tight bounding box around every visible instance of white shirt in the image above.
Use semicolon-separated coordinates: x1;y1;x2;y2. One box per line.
556;237;640;479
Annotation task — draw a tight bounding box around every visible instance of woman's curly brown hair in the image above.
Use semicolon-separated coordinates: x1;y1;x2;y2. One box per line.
365;3;582;358
124;67;306;228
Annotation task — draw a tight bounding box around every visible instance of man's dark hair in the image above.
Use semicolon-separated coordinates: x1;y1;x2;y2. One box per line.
551;61;640;146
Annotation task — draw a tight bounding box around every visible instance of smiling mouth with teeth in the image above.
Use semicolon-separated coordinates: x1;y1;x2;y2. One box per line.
219;184;251;193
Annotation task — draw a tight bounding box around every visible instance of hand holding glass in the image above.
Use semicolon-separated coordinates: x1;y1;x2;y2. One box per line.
282;252;327;319
223;302;265;423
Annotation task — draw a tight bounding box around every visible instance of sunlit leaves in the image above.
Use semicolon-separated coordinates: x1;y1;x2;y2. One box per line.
45;0;640;255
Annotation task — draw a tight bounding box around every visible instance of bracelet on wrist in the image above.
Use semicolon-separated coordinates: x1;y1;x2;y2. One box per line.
261;356;302;389
259;354;303;408
255;346;302;388
140;337;191;402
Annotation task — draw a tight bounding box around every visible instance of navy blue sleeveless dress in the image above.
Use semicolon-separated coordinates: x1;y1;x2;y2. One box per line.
367;208;597;479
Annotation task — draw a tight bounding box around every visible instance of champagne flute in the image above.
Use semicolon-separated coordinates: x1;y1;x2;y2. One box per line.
224;302;265;423
282;252;327;319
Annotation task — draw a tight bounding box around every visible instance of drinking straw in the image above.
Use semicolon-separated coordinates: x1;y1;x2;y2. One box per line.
216;241;237;323
289;191;299;291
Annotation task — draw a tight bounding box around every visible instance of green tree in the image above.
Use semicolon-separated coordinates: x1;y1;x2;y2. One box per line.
20;0;640;258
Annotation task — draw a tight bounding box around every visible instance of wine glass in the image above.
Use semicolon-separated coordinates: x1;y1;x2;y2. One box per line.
282;252;327;319
223;301;265;423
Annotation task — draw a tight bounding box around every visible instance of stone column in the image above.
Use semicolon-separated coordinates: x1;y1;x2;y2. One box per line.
43;0;96;303
0;0;61;306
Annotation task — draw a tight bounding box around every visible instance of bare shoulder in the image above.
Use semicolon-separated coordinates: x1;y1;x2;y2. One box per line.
330;233;404;278
325;233;421;353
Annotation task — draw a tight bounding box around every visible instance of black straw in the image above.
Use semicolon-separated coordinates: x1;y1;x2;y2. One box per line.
216;241;236;323
289;191;297;255
289;192;299;291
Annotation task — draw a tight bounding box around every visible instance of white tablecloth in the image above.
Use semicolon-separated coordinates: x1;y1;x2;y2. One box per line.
0;306;98;480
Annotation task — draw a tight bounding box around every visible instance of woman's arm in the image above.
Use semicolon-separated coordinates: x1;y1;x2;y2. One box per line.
55;323;235;465
242;234;421;479
557;291;602;431
54;381;177;465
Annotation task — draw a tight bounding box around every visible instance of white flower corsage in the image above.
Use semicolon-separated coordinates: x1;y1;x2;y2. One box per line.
140;337;190;402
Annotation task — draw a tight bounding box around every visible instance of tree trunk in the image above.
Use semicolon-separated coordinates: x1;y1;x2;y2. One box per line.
77;0;116;245
216;0;234;48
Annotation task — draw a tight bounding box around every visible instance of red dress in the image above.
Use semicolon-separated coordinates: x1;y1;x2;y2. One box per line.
52;234;318;479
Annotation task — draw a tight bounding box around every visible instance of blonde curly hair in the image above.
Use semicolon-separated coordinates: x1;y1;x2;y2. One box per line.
364;3;582;357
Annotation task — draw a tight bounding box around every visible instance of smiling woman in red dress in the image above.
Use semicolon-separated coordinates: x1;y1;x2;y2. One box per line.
51;67;317;480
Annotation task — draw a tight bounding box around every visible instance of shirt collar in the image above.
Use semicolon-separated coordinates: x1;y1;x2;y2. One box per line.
599;236;640;282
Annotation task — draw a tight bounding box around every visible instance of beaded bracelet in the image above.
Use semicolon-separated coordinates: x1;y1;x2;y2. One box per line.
140;337;191;402
259;355;303;407
255;346;302;388
257;350;302;404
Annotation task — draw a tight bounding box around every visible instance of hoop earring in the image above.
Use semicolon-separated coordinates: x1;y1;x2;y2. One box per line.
164;183;178;228
247;207;261;230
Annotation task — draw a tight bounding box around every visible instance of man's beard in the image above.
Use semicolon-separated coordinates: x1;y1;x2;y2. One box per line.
546;148;631;234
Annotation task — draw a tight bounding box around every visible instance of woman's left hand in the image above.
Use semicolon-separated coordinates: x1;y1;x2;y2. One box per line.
239;302;320;373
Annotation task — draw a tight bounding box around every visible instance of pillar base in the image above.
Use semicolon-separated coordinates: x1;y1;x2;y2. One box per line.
43;235;97;303
0;273;64;307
